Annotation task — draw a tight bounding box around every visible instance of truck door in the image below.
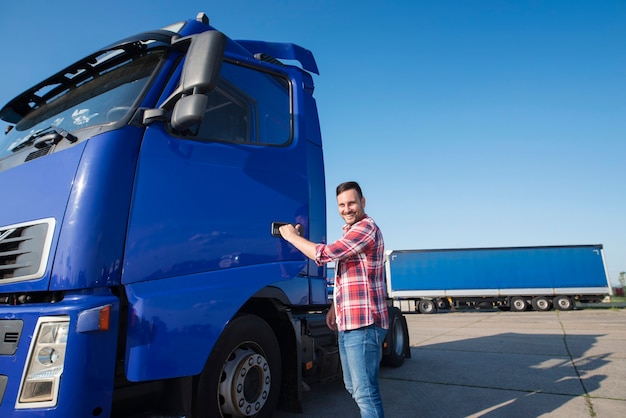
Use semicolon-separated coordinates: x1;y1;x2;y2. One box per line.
123;61;308;286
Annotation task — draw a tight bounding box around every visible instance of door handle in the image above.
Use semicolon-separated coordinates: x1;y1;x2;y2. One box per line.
271;222;291;237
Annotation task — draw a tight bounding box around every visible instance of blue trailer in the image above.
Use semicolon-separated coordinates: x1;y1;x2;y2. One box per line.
385;245;612;313
0;12;409;417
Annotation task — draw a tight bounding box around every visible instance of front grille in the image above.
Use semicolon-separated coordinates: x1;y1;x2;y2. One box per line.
0;320;23;355
0;218;55;284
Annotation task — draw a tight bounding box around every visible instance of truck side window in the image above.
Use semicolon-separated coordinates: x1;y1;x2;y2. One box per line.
192;62;291;145
196;83;250;142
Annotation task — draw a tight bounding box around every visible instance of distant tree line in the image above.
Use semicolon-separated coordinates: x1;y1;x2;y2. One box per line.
618;272;626;296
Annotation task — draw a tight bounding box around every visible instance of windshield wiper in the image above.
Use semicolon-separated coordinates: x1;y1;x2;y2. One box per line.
11;127;77;152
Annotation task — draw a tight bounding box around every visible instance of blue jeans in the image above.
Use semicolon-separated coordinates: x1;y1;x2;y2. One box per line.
338;325;388;418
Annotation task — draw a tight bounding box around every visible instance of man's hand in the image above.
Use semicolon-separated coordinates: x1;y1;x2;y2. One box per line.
326;302;337;331
278;223;317;261
278;223;302;240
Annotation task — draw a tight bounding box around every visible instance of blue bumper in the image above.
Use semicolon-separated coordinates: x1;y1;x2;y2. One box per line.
0;290;119;417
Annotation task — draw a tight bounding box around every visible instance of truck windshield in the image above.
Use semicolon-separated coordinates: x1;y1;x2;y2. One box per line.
0;45;166;161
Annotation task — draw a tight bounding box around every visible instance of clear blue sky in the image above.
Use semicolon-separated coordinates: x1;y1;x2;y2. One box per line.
2;1;624;284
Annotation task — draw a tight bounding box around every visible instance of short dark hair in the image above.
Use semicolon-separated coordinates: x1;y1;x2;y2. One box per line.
336;181;363;199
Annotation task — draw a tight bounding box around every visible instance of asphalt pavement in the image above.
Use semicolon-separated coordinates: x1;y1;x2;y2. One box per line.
273;306;626;418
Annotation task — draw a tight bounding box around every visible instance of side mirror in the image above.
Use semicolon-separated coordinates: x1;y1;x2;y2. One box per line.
171;30;226;131
180;30;227;94
171;95;208;131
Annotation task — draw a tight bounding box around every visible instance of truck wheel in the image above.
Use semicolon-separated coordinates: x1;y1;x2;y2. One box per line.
553;295;574;311
382;307;409;367
418;299;437;314
531;296;551;312
194;314;281;418
510;296;528;312
436;298;451;310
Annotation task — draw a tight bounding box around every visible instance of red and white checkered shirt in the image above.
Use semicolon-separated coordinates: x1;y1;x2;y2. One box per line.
315;215;388;332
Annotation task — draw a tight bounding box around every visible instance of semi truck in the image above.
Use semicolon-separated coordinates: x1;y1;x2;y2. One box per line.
0;12;410;418
386;245;612;314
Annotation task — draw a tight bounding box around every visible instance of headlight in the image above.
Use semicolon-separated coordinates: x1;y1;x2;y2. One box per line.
16;317;69;409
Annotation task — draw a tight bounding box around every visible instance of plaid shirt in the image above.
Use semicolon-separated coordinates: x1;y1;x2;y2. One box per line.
315;215;388;332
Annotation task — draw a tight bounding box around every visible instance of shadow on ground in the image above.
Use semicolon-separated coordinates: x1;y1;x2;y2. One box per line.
276;331;607;417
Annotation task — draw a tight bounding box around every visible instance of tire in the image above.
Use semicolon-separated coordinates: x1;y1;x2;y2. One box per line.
553;295;574;311
531;296;552;312
418;299;437;314
436;298;451;310
381;307;409;367
194;314;281;418
510;296;528;312
477;301;493;310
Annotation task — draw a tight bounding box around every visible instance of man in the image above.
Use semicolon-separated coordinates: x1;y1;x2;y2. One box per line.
279;181;388;418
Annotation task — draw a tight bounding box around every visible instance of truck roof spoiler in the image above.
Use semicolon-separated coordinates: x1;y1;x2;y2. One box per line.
235;40;319;75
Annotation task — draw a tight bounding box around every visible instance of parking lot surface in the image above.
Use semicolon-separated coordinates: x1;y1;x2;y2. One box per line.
274;307;626;417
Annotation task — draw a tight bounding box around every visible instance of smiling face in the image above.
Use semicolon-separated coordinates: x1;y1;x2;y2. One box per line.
337;188;366;226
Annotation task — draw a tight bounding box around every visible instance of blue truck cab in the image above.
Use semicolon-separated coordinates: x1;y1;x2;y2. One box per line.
0;12;355;417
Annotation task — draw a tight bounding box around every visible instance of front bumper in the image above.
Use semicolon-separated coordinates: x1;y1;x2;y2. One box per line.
0;290;119;417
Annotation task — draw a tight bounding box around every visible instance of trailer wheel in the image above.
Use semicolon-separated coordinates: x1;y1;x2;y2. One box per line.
477;301;493;310
436;298;451;310
531;296;551;312
553;295;574;311
382;307;409;367
418;299;437;314
194;314;281;418
510;296;528;312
